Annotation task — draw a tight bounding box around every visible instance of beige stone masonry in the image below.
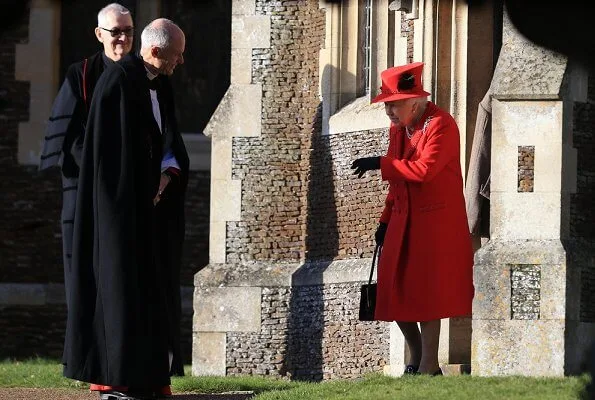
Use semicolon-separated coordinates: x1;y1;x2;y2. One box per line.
490;100;577;240
192;332;227;376
204;0;270;264
195;0;270;376
471;12;589;377
473;319;566;376
15;0;60;165
193;286;261;333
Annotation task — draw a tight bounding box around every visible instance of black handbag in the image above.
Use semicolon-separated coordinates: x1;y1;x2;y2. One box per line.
359;244;381;321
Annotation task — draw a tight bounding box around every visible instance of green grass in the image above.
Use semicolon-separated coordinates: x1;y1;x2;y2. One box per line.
251;374;589;400
171;369;299;394
0;358;85;389
0;358;590;400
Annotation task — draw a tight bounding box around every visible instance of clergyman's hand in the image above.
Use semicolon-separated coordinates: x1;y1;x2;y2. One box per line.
153;173;171;206
351;156;381;178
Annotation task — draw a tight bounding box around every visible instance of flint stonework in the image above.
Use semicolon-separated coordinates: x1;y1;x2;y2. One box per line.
510;264;540;320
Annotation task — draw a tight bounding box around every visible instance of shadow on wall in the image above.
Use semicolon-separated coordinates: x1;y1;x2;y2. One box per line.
162;0;231;134
570;67;595;393
284;102;337;381
284;62;357;381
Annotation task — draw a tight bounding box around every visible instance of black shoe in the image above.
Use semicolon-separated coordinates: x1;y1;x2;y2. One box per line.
130;388;164;400
432;368;443;376
99;391;142;400
404;365;419;374
99;390;155;400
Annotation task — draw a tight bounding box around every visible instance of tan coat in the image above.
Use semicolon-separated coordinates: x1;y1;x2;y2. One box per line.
465;89;492;238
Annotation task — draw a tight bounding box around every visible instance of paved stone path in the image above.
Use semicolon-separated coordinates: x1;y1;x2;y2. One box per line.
0;389;254;400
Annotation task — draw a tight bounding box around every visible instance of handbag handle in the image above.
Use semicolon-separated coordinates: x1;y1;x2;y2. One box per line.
367;244;381;285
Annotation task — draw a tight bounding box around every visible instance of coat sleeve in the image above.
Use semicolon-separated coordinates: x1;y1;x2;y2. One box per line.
379;123;397;224
39;64;85;176
379;116;458;183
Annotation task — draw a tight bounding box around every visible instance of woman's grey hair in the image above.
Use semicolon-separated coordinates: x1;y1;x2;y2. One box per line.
97;3;131;27
413;96;428;105
141;19;179;50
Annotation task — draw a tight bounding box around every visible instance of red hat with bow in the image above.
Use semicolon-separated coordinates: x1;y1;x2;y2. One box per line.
371;61;431;104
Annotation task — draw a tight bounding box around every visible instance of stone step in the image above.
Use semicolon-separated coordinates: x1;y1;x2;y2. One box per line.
385;363;471;376
441;363;471;376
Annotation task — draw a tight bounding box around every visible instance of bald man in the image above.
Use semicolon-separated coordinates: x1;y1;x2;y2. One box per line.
63;18;189;400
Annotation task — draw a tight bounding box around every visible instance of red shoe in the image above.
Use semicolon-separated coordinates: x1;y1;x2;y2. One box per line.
90;384;129;392
158;385;171;396
156;385;172;398
90;383;171;399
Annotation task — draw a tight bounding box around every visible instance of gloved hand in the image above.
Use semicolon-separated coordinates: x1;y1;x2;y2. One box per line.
375;222;388;246
351;156;381;178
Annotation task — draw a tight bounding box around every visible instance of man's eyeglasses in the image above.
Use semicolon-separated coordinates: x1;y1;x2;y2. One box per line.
100;27;134;37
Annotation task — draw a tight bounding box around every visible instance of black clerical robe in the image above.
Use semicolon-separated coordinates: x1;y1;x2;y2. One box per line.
39;51;111;307
64;53;188;387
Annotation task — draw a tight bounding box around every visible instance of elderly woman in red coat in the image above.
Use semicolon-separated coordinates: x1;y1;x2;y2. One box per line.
351;62;474;376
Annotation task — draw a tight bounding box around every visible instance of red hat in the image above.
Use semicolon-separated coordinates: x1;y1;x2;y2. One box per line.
371;61;431;103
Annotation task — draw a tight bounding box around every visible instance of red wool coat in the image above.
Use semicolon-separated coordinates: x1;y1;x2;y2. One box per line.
374;102;474;322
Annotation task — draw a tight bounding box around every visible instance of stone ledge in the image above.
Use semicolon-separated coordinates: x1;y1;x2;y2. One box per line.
474;239;567;265
329;96;388;135
195;262;301;287
194;258;375;288
0;283;194;309
292;258;375;286
0;283;64;305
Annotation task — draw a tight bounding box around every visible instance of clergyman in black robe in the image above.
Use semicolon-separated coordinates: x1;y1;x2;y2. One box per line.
63;18;189;398
39;3;134;309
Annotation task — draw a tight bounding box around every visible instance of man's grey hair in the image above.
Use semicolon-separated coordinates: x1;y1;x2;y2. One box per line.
141;18;180;50
97;3;131;27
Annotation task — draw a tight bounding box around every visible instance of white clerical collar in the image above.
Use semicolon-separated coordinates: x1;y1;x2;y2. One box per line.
145;67;158;81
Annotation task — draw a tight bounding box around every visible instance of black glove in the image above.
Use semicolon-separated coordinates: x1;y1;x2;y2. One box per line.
375;222;388;246
351;156;381;178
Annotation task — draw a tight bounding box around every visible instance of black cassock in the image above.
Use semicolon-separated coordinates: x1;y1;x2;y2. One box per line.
64;53;188;387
